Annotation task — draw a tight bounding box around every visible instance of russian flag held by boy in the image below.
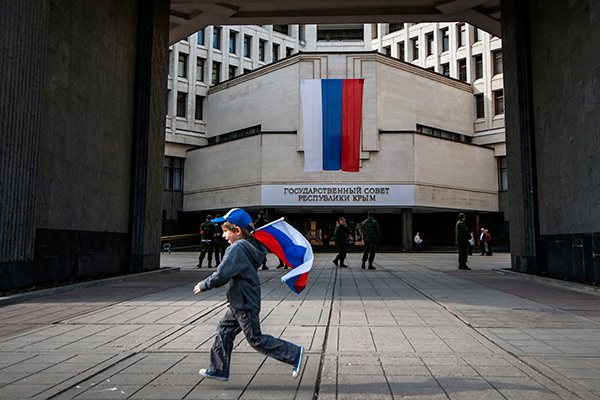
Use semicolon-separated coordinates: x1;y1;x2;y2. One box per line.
254;218;314;294
300;78;364;172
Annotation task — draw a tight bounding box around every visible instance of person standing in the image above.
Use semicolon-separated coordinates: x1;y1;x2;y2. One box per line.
253;211;271;270
455;213;471;270
484;229;493;256
479;227;486;256
213;214;224;267
333;217;350;268
468;230;475;256
414;232;423;253
361;211;380;270
198;215;216;268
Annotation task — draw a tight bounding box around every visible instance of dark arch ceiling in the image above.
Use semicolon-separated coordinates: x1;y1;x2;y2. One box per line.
169;0;502;44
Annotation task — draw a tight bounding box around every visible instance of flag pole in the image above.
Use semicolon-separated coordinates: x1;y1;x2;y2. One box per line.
254;217;286;232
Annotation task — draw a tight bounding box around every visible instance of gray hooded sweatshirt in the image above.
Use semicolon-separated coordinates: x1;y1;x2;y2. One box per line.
198;237;267;311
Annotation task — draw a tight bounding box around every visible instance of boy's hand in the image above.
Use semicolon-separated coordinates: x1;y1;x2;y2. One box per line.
194;283;202;294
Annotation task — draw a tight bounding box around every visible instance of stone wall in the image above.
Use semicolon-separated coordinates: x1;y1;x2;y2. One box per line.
1;0;169;290
0;0;49;288
503;0;600;283
530;0;600;283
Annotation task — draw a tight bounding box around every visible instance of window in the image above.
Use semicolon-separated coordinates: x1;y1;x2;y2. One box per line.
474;28;481;43
197;29;205;46
168;50;173;76
494;89;504;115
228;65;237;79
458;23;466;47
212;61;221;85
213;27;221;49
195;95;204;120
164;157;184;191
317;28;363;41
244;35;251;57
475;93;484;119
178;53;188;78
259;40;266;61
398;42;405;62
208;125;261;145
411;37;419;61
498;157;508;191
382;45;391;56
176;92;187;118
426;32;434;56
286;47;293;57
273;25;289;35
441;63;450;77
229;31;237;54
474;54;483;79
196;58;205;82
493;50;503;75
416;124;471;143
272;43;280;62
441;28;449;52
458;59;467;82
389;23;404;33
243;68;252;75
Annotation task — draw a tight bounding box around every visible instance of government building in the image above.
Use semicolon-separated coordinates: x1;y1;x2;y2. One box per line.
164;23;507;251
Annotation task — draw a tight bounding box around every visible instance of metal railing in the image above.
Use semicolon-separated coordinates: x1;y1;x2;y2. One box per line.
161;233;202;251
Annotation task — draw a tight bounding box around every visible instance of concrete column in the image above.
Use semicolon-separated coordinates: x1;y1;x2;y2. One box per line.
501;0;540;274
129;0;169;272
0;0;49;289
400;209;413;252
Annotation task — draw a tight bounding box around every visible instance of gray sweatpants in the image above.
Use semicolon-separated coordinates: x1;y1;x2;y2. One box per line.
209;307;299;376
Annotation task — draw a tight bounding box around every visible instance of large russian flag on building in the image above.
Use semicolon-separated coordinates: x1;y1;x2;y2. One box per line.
254;218;314;294
300;79;364;172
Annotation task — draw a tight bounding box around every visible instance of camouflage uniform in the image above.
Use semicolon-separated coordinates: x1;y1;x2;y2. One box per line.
361;212;381;269
332;218;351;268
198;216;216;268
213;220;224;266
254;213;270;269
455;213;471;270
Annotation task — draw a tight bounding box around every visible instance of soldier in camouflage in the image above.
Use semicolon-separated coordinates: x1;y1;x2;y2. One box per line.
361;211;381;270
198;215;216;268
333;217;351;268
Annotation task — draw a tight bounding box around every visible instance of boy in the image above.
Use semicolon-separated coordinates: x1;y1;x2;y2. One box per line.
193;208;304;381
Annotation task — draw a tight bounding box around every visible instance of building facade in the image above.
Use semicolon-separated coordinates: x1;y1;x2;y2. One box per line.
164;23;507;250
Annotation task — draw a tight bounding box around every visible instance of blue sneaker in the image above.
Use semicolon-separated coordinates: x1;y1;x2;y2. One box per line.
292;346;304;378
199;368;229;381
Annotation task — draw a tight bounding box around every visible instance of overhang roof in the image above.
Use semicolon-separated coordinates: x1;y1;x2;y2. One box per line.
169;0;501;45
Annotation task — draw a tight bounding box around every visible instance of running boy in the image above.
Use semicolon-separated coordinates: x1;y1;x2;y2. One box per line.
193;208;303;381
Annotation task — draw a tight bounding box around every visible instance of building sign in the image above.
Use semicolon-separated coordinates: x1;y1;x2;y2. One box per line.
261;185;415;206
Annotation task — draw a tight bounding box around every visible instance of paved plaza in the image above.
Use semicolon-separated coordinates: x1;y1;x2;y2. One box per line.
1;252;599;399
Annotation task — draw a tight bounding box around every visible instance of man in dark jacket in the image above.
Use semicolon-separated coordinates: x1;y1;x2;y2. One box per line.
253;211;270;270
333;217;351;268
213;214;224;266
198;215;216;268
455;213;471;270
361;211;380;270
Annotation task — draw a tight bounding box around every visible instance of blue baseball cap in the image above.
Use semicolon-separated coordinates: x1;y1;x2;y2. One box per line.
211;208;253;231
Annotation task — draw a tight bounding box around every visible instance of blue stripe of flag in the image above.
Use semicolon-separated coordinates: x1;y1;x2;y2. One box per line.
259;225;307;267
321;79;343;171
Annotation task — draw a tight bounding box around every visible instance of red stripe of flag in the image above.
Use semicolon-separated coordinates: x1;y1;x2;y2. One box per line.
253;231;291;267
341;79;364;172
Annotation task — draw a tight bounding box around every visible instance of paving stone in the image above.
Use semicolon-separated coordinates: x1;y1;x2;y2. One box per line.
0;253;598;399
